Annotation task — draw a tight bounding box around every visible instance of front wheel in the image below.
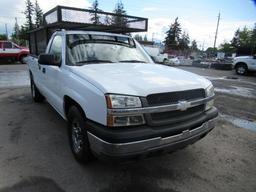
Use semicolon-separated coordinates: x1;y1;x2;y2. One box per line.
163;58;169;65
68;106;93;164
235;64;248;75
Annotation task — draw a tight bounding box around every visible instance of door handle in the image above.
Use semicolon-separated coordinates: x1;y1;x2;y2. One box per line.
42;68;46;74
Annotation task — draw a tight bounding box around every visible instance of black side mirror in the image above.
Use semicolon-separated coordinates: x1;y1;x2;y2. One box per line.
253;56;256;59
38;53;61;66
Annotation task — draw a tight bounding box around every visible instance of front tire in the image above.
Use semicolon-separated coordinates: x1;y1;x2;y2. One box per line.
30;76;44;102
235;64;248;75
67;106;93;164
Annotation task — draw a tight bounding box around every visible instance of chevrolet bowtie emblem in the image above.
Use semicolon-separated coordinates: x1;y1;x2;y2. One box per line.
178;101;191;111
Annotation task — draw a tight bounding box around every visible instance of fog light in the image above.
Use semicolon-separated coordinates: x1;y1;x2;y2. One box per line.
205;100;214;111
107;115;145;127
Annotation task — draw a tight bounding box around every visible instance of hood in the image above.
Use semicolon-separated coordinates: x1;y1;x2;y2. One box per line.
70;63;211;96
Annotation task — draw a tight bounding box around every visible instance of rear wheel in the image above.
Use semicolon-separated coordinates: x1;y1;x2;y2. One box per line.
235;63;248;75
19;55;27;64
30;75;44;102
67;106;93;164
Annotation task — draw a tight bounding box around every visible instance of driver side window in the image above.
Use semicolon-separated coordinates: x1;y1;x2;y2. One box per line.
49;35;62;63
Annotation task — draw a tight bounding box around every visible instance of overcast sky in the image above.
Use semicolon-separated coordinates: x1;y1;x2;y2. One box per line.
0;0;255;48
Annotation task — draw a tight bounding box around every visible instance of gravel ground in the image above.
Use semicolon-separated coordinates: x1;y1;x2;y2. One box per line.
0;64;255;192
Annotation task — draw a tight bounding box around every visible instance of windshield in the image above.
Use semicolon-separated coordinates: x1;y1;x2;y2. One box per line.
66;34;152;65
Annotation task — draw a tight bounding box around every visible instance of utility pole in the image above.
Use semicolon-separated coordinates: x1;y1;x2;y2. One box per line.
5;23;8;40
213;12;220;50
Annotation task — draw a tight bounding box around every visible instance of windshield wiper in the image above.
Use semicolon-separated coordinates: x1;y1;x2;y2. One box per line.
119;60;146;63
76;59;114;65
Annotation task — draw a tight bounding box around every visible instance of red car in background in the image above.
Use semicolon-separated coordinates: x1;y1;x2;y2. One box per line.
0;41;29;64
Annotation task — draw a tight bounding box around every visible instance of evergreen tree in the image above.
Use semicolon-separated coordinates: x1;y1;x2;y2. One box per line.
250;23;256;54
34;0;43;28
90;0;102;24
164;17;181;50
231;29;240;48
179;32;190;50
134;34;143;41
190;40;198;51
11;18;20;44
24;0;34;30
143;35;148;41
112;0;128;27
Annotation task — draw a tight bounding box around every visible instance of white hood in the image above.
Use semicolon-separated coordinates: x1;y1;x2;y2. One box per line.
70;63;211;96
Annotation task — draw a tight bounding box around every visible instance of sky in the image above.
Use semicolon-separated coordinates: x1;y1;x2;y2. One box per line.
0;0;255;49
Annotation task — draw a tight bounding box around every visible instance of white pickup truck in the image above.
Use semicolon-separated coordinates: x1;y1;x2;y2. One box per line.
26;30;218;163
233;56;256;75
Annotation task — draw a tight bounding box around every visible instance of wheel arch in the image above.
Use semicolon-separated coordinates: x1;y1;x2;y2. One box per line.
234;62;248;69
63;95;86;120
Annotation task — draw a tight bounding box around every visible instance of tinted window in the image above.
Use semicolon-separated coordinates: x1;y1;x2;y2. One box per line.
49;35;62;63
3;42;12;48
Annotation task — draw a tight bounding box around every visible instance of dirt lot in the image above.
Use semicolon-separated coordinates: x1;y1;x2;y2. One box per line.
0;64;255;192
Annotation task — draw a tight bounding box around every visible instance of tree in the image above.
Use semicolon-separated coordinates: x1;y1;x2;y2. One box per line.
34;0;43;28
112;1;128;27
143;35;148;41
134;34;143;41
24;0;34;30
0;34;7;40
164;17;182;50
90;0;102;24
179;32;190;50
218;42;235;56
190;40;198;51
11;18;20;44
250;23;256;54
231;25;256;55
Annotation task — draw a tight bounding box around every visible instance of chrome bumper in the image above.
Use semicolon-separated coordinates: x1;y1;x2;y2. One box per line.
87;118;217;158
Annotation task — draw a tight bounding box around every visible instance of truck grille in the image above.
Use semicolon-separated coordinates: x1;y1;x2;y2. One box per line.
146;89;205;106
150;105;204;124
145;89;206;126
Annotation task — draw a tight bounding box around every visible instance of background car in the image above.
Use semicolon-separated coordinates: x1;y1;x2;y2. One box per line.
0;41;29;64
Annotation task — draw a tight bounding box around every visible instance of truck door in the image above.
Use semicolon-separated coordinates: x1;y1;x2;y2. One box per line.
41;35;63;114
2;42;20;59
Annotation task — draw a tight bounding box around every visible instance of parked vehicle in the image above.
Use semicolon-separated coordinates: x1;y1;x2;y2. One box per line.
26;6;218;163
143;46;169;64
0;41;29;63
233;56;256;75
168;56;181;65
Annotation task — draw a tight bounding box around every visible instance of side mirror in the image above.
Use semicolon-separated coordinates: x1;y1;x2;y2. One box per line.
253;56;256;59
38;53;61;66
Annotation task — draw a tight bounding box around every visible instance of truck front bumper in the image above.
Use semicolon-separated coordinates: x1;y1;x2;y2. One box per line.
87;115;217;160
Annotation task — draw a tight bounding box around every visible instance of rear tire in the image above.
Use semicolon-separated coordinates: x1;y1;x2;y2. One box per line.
20;55;27;64
235;63;248;75
67;106;93;164
30;75;44;102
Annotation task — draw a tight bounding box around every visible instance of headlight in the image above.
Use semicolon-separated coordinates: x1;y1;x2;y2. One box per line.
106;94;145;127
106;94;142;109
205;85;214;111
205;84;214;97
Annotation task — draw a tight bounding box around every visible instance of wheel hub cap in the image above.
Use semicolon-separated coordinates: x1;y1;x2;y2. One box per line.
71;120;83;153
